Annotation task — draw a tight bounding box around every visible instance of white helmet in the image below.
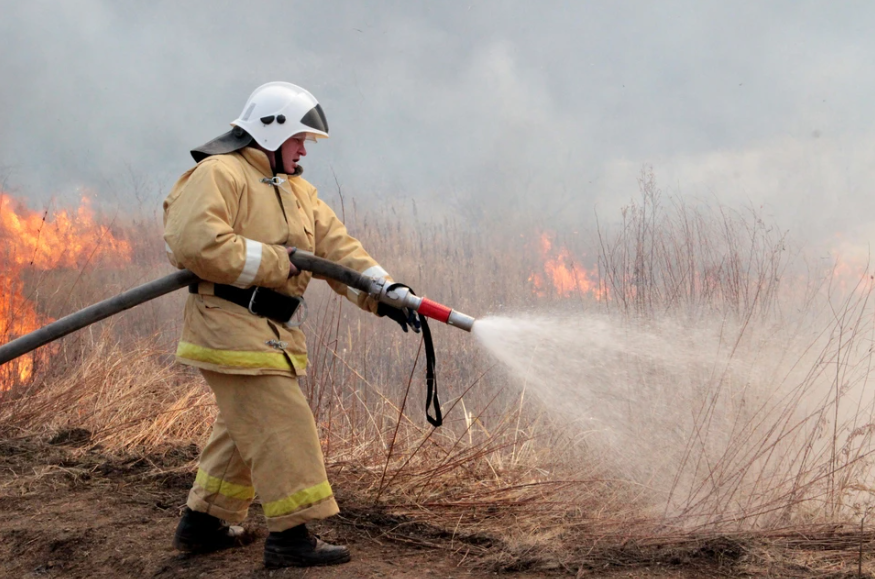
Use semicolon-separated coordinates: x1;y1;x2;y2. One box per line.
231;82;329;151
190;82;329;164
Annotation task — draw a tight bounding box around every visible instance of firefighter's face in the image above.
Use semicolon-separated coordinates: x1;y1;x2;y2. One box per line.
280;134;308;173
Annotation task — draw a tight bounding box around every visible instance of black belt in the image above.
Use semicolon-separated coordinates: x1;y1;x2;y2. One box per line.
189;283;303;324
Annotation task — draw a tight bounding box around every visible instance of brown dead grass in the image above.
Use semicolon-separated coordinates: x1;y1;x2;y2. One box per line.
3;172;875;575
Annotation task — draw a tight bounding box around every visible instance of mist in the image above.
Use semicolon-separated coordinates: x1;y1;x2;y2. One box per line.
2;1;875;252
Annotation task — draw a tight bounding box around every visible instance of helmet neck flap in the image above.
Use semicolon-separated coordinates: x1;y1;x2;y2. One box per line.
190;126;253;163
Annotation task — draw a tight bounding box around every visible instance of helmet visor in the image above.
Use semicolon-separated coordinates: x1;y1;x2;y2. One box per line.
299;104;329;134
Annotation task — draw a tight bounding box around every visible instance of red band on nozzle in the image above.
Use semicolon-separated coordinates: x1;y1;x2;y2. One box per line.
417;298;452;323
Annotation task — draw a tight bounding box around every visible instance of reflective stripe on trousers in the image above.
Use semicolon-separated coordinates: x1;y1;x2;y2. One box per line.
176;341;308;373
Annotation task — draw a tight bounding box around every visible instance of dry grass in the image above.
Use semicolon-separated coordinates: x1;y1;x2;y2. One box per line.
3;172;875;574
593;170;875;533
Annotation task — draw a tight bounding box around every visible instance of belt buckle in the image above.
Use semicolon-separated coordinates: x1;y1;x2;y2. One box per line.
248;287;263;316
284;297;308;328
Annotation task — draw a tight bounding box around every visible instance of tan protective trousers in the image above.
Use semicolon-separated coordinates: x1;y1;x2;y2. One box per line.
186;369;339;532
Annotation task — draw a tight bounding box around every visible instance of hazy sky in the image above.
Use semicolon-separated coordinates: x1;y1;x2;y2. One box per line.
2;1;875;251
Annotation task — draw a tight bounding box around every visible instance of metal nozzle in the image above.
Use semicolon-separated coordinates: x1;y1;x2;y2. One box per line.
366;277;476;332
446;310;476;332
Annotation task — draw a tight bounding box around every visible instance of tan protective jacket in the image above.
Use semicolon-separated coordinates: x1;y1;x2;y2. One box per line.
163;147;387;376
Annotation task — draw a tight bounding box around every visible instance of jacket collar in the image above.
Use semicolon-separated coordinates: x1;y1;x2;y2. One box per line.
239;147;303;179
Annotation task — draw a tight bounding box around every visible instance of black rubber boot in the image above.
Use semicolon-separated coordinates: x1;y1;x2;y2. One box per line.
263;524;351;568
172;507;246;553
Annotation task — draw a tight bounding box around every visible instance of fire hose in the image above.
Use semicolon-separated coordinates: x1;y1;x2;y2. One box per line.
0;251;476;426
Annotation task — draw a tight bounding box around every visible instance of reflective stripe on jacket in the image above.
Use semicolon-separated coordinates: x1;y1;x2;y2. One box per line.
163;147;387;376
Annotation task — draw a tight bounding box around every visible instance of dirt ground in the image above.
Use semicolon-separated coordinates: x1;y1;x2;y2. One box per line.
0;431;869;579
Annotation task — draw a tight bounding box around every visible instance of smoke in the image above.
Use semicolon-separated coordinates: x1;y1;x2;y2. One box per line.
2;1;875;249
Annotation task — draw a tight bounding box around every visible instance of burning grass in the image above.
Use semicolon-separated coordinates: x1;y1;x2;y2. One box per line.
0;192;135;384
3;174;875;574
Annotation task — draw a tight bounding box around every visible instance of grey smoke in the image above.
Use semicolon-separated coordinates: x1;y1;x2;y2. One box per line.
2;1;874;250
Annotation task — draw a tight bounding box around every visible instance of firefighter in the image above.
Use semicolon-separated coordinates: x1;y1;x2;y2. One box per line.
163;82;417;568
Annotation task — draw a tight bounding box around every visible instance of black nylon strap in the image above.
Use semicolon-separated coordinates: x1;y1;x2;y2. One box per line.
420;314;442;427
382;282;441;427
212;284;258;306
189;283;301;324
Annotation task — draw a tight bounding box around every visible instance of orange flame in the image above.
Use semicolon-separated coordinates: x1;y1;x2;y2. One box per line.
0;193;132;386
824;234;875;297
529;233;606;300
826;255;874;297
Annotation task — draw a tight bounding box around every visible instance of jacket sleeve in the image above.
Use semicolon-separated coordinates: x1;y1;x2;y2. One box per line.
311;192;390;313
163;159;291;288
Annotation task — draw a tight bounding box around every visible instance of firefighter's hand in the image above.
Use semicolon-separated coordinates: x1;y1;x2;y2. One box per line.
377;303;421;333
285;247;301;277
